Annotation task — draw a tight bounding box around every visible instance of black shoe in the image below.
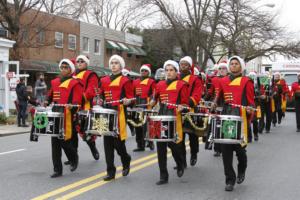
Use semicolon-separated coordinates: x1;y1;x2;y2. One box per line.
70;156;78;172
237;173;245;184
273;123;276;127
225;184;234;191
266;130;270;133
177;167;184;178
254;135;259;141
156;179;168;185
22;124;29;127
64;161;71;165
88;142;100;160
278;120;281;124
148;142;154;150
297;129;300;132
190;155;197;166
18;124;21;127
214;152;221;157
133;148;145;152
50;172;62;178
103;174;115;181
122;156;131;176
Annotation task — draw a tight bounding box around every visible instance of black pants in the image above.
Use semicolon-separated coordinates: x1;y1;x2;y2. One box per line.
295;98;300;129
157;141;183;180
51;133;78;173
135;126;145;149
17;102;27;125
273;97;283;124
249;118;258;139
260;100;272;131
103;136;131;176
221;144;247;185
181;132;199;162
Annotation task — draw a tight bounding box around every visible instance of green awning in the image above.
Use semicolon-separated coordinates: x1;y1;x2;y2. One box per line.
127;45;140;55
135;46;147;56
116;42;130;51
106;40;121;50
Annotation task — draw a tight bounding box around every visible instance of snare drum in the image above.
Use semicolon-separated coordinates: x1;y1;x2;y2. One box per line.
86;106;118;136
211;115;243;144
127;107;145;127
33;107;64;139
146;116;177;142
183;113;209;137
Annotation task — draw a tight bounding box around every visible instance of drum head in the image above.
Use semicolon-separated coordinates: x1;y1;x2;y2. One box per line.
92;106;117;114
149;115;176;121
47;112;64;117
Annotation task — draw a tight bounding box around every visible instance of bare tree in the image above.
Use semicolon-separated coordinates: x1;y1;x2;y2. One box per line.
83;0;154;31
0;0;42;59
216;0;300;62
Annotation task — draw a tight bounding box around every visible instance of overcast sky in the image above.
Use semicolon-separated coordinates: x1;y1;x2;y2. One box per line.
261;0;300;32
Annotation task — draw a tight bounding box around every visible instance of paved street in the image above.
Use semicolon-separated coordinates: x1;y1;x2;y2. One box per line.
1;112;300;200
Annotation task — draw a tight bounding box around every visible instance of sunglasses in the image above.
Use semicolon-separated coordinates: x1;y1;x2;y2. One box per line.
219;67;227;70
77;60;85;64
141;69;148;72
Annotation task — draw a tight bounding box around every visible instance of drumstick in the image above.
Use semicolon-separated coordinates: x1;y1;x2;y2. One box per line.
52;104;81;107
104;98;136;105
162;102;191;110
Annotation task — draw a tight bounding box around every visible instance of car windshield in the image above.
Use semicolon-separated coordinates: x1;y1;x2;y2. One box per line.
283;74;298;85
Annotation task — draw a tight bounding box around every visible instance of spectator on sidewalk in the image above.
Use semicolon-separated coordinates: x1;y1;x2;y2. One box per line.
16;78;29;127
34;74;47;106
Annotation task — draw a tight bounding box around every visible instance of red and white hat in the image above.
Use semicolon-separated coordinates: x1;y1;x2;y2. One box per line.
179;56;193;67
109;55;125;69
163;60;179;72
218;61;228;69
76;55;90;65
228;56;245;73
140;64;152;76
59;58;76;73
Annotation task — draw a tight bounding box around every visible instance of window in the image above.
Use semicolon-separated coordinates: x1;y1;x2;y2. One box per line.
83;37;89;52
94;39;100;54
0;22;8;38
36;28;45;44
68;34;76;50
55;32;63;48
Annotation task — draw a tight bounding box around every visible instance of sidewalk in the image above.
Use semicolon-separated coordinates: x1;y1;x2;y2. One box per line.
0;124;31;137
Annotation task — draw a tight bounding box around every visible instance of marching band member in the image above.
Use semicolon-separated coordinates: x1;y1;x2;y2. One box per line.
65;55;100;162
99;55;133;181
272;72;288;126
132;64;156;151
214;56;255;191
179;56;203;167
47;59;83;178
291;73;300;132
150;60;188;185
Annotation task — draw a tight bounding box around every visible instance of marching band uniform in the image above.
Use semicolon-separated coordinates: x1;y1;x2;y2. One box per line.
152;60;188;185
272;73;288;126
291;74;300;132
216;56;254;191
99;55;132;181
132;64;156;151
73;55;100;161
179;56;203;167
47;59;83;178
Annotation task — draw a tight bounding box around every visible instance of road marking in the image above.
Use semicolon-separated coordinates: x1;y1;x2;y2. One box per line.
32;152;158;200
32;140;203;200
56;158;163;200
0;149;26;155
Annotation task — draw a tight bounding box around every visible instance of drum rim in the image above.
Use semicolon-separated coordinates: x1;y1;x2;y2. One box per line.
47;112;64;117
185;113;210;117
214;115;243;121
127;107;144;112
149;115;176;121
92;107;117;114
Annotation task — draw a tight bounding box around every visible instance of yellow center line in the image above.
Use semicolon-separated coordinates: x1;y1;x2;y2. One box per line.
32;139;202;200
55;154;172;200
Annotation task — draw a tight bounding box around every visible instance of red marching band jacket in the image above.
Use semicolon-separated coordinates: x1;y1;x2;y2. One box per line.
100;75;134;141
218;76;255;144
48;77;83;140
154;79;189;142
133;77;156;109
74;69;99;110
291;81;300;97
181;74;203;108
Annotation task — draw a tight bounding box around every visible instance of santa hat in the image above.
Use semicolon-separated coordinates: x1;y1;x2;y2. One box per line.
59;58;76;73
228;56;245;73
140;64;152;76
218;61;228;69
248;71;257;77
194;67;200;76
163;60;179;72
273;71;281;77
109;54;125;69
180;56;193;67
76;55;90;65
122;67;130;76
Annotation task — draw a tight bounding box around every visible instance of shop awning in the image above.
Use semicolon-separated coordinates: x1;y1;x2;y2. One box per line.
106;40;121;50
116;42;130;51
135;46;147;56
127;45;147;56
20;60;60;73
